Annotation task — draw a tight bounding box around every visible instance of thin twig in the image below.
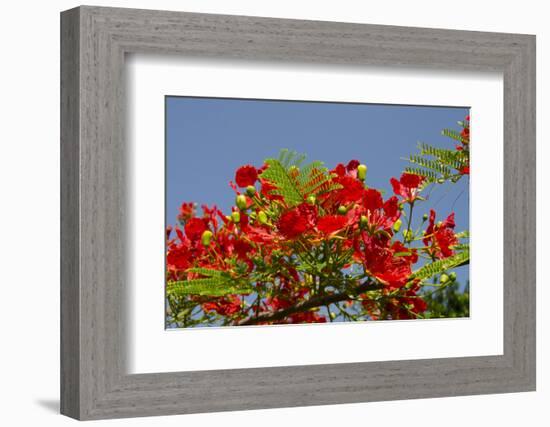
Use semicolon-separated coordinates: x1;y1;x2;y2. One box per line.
237;280;383;326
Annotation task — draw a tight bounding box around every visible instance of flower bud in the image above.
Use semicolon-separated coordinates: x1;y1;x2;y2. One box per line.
245;185;256;196
449;272;457;282
360;215;368;228
440;273;450;284
422;213;428;222
231;211;241;223
201;230;213;247
338;206;347;215
393;219;402;233
403;229;412;241
257;210;268;225
357;164;367;181
236;194;247;210
307;195;316;205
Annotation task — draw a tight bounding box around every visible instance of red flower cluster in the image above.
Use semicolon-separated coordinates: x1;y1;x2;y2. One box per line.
457;115;470;175
423;210;458;259
166;149;466;327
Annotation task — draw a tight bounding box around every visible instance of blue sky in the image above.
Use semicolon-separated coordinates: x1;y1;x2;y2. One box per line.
165;96;469;284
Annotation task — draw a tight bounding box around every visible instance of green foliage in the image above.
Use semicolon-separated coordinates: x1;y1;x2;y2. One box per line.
167;270;254;297
186;267;225;278
409;154;453;176
405;135;468;186
442;128;468;144
259;158;304;205
422;281;470;318
455;230;470;239
260;149;342;206
411;250;469;282
418;143;467;169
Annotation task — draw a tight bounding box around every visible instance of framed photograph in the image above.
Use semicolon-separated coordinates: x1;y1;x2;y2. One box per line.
61;6;536;420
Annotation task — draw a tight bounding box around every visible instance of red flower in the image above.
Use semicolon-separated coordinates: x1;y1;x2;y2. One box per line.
277;203;317;239
202;296;241;316
362;188;383;212
423;210;458;259
374;260;412;289
235;165;258;187
391;241;418;264
200;204;224;230
358;189;400;231
390;173;424;203
166;245;190;270
358;233;412;289
460;166;470;175
184;217;208;241
241;223;277;243
331;163;347;177
317;215;348;235
346;159;360;172
333;176;365;204
233;239;254;260
382;196;400;223
177;202;195;222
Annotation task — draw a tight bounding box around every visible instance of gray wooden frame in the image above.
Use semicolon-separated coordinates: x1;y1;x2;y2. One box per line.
60;5;536;420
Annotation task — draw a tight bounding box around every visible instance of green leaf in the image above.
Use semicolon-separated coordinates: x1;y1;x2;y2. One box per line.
411;251;469;281
455;230;470;239
260;159;304;205
186;267;226;278
167;277;254;297
452;243;470;251
409;155;452;176
260;150;341;207
418;143;468;169
442;128;468;144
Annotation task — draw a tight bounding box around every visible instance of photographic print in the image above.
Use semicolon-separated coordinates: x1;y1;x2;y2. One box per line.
165;97;470;328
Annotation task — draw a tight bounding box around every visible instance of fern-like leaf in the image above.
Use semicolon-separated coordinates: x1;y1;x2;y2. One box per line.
418;143;467;170
442;128;468;144
409;155;453;176
260;150;341;206
260;159;304;205
186;267;226;278
410;250;469;281
167;277;253;297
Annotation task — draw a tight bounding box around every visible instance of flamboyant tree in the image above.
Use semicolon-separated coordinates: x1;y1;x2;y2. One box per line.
166;116;470;327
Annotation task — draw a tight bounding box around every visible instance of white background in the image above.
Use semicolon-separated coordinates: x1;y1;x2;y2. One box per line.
128;57;503;373
0;0;546;426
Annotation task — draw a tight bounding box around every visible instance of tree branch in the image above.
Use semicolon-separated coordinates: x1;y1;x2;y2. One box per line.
237;280;383;326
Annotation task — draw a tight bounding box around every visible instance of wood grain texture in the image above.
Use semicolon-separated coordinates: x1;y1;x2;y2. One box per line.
60;7;80;419
60;5;536;420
